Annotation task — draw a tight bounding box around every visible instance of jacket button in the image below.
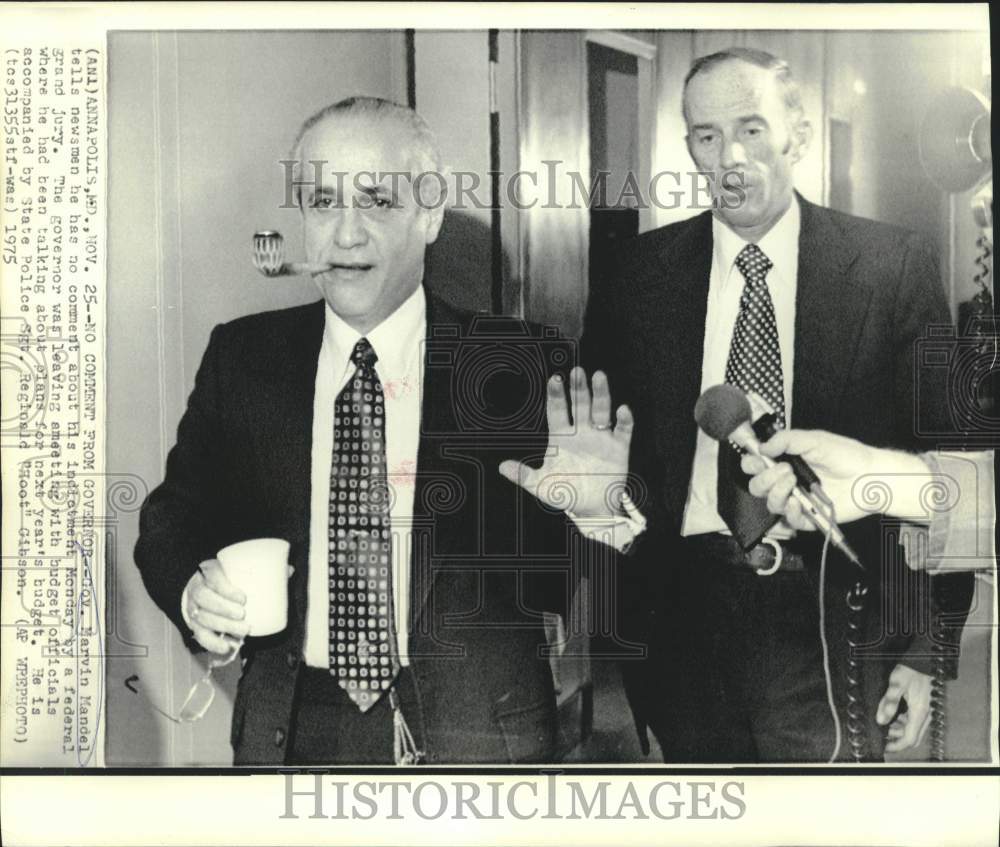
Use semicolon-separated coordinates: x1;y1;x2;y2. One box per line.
286;652;298;670
274;728;286;747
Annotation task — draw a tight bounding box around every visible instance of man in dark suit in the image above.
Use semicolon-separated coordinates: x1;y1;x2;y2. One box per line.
135;96;628;765
580;48;973;762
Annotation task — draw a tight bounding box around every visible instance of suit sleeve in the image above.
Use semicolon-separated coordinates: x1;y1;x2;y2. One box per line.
134;325;232;648
891;232;952;449
890;233;975;678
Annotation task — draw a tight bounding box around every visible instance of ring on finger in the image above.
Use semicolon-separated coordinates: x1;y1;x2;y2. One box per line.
593;423;611;431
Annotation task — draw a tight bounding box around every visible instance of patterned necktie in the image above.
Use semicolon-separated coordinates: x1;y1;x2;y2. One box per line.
328;338;400;711
717;243;784;548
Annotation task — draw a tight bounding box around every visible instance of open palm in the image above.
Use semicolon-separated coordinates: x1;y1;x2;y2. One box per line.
499;367;633;518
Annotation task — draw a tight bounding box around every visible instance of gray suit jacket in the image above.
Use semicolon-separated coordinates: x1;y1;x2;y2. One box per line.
581;196;973;751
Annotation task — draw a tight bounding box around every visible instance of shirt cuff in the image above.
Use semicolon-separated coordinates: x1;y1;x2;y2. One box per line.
566;492;648;553
915;450;996;571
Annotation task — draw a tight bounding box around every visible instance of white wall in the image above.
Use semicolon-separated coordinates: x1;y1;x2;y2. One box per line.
415;30;494;314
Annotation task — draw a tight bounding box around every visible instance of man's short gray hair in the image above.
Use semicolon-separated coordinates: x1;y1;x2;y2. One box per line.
682;47;805;125
289;96;442;204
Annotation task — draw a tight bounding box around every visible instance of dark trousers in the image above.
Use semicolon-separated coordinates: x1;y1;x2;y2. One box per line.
287;666;411;765
643;535;884;763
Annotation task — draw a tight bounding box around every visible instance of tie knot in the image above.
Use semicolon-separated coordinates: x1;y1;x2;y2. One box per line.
735;243;772;282
350;337;378;370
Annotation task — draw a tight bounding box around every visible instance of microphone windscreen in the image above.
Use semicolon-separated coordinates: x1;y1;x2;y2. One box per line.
694;384;752;442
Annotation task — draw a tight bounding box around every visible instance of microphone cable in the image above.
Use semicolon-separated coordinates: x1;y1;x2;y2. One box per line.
817;506;842;764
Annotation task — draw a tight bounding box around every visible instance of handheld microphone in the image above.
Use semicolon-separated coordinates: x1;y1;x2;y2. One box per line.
746;393;829;507
694;384;862;568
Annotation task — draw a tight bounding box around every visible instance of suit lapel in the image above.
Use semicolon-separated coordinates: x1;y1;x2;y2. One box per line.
271;301;324;635
648;212;714;521
640;200;872;522
792;196;871;430
409;293;464;635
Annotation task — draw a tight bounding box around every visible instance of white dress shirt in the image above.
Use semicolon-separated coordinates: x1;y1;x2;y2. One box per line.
681;197;800;538
303;285;425;667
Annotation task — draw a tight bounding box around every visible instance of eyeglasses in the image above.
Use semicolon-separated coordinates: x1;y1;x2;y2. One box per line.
124;639;242;723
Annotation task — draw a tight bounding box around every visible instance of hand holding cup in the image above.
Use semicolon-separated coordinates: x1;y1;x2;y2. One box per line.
185;537;292;654
185;559;250;654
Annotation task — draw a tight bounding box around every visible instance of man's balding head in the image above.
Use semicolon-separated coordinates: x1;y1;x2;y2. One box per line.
292;96;445;334
290;96;442;193
682;47;812;241
682;47;805;128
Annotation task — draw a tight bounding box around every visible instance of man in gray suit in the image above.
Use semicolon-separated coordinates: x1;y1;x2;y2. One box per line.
579;48;973;762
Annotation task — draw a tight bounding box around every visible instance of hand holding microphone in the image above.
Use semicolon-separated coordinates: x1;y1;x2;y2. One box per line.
741;429;937;527
694;384;862;567
741;429;878;529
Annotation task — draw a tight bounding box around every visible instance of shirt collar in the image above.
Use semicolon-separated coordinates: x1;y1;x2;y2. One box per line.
712;193;801;288
323;284;426;380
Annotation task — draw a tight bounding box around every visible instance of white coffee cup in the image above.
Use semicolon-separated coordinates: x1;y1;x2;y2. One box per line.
216;537;290;636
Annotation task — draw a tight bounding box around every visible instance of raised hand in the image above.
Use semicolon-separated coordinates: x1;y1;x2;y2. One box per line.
498;367;633;518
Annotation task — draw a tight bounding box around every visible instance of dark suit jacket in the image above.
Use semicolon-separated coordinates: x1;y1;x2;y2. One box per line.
135;292;579;765
581;196;973;747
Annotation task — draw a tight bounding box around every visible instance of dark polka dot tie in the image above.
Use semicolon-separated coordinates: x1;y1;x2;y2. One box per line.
328;338;399;712
717;243;783;548
725;244;786;428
